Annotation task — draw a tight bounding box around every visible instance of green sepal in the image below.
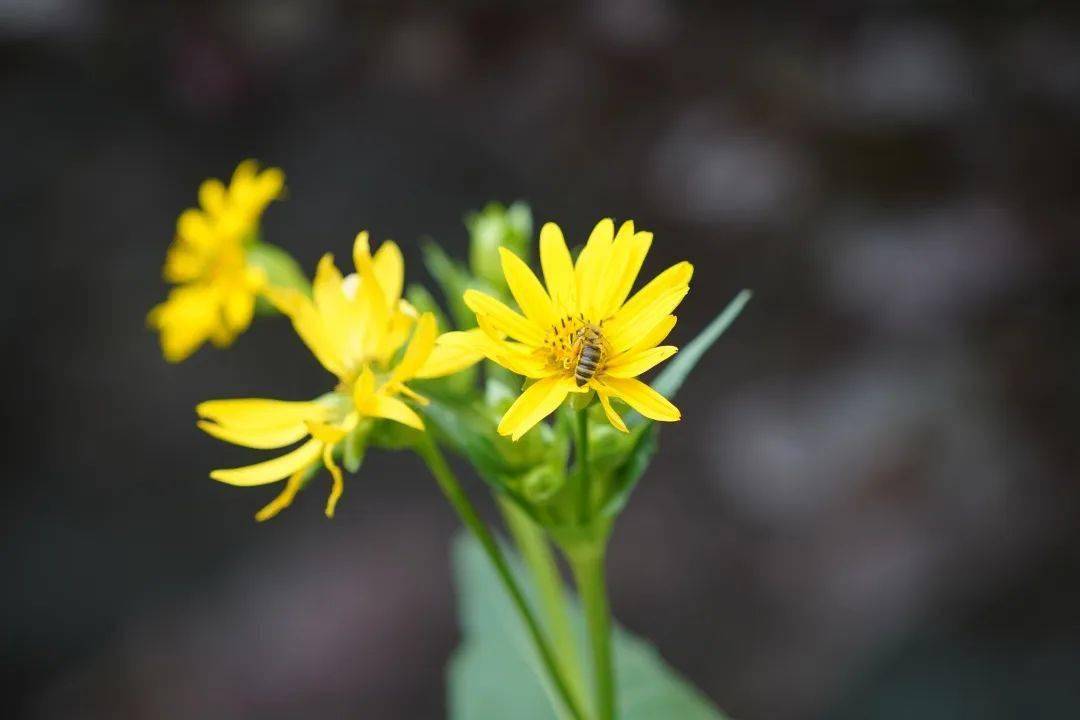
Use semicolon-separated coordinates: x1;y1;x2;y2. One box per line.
247;242;312;298
343;418;373;473
367;418;424;451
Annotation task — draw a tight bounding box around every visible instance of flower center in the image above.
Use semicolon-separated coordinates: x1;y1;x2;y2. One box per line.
542;313;608;377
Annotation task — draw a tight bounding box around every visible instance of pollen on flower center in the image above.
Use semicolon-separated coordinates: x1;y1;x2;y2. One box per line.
542;313;607;374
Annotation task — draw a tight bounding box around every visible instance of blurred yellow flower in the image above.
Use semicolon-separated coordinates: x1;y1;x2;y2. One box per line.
148;160;284;362
442;219;691;440
198;232;479;520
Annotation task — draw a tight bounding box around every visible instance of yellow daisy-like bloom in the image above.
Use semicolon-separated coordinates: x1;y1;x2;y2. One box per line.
197;232;478;520
148;160;285;362
442;218;691;440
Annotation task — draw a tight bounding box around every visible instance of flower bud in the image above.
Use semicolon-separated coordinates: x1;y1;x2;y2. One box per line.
522;465;564;505
467;202;533;292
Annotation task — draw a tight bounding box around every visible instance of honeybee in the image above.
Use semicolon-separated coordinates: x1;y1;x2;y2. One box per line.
572;322;605;387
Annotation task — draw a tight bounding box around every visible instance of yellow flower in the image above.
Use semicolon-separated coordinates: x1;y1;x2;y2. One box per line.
148;160;285;362
198;232;477;520
442;218;691;440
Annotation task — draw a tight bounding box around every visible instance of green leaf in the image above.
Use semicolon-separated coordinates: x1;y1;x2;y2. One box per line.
608;290;750;515
651;289;752;402
448;532;728;720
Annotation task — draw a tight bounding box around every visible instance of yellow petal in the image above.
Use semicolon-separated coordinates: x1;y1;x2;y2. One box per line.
222;286;256;334
352;232;390;358
575;218;614;320
312;254;357;360
463;289;545;346
255;467;308;522
605;262;692;348
210;438;323;487
267;287;348;379
592;220;634;320
198;419;310;449
373;241;404;308
390;312;437;384
626;315;677;355
196;398;329;430
199;179;228;217
148;284;223;363
352;365;377;408
498;376;576;441
598;377;681;422
604;345;677;378
367;393;425;430
176;208;217;250
607;286;688;353
539;222;577;312
323;443;345;518
499;247;557;329
601;229;653;320
415;331;486;378
596;390;628;432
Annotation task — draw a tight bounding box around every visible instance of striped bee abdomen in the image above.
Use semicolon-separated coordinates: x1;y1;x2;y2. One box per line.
574;343;601;387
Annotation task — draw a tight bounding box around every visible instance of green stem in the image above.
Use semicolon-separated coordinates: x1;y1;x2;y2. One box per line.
568;545;615;720
574;407;590;523
416;434;587;720
498;497;587;709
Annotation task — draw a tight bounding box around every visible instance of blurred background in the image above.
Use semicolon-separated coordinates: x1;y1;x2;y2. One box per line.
3;1;1080;718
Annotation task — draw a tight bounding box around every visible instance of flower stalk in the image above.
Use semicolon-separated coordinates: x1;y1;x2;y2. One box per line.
416;433;588;720
567;539;615;720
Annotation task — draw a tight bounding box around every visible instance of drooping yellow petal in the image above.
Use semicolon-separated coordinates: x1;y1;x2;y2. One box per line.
390;312;437;384
441;326;549;378
539;222;577;312
499;247;558;330
198;419;310;449
323;443;345;518
604;345;677;379
464;289;545;346
598;376;681;422
498;376;577;441
415;330;486;378
210;438;323;487
596;390;628;433
196;398;330;429
367;393;425;430
574;218;614;320
372;241;404;308
255;467;308;521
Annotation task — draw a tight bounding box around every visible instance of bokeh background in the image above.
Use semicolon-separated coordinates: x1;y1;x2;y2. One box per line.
4;2;1080;718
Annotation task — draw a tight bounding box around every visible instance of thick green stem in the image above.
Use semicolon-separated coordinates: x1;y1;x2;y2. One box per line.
498;497;587;709
574;407;590;523
416;434;587;720
569;545;615;720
